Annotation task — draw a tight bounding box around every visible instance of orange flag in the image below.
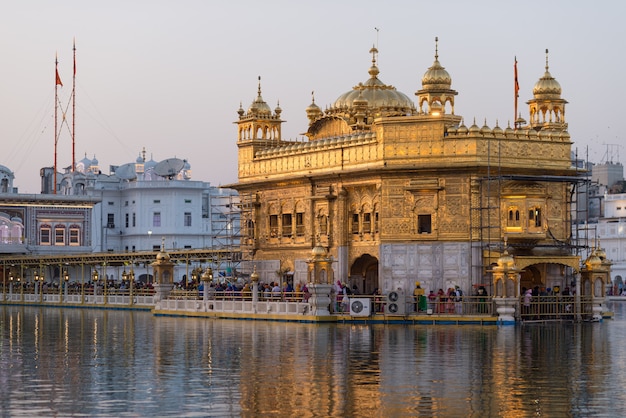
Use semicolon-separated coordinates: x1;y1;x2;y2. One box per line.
56;69;63;86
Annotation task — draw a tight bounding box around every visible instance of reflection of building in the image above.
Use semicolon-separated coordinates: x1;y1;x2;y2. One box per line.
231;42;582;296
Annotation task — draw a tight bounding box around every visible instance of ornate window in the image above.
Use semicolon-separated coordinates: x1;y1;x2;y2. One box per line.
269;215;278;238
40;224;51;245
529;207;542;228
363;213;372;234
54;225;66;245
69;225;81;246
418;214;432;234
507;207;521;227
319;214;328;235
295;212;304;237
245;219;255;241
282;213;292;237
352;213;360;234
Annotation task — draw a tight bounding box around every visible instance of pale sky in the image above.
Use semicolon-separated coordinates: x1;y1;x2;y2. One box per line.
1;1;624;193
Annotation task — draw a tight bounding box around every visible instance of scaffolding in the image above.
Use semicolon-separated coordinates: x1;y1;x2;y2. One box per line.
469;140;591;288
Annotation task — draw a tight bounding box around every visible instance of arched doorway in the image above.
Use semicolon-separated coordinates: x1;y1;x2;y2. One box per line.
349;254;378;295
520;265;542;293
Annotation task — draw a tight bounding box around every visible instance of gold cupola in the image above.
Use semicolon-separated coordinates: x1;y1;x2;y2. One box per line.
415;37;458;116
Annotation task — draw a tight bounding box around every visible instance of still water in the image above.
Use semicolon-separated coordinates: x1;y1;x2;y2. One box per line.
1;305;626;418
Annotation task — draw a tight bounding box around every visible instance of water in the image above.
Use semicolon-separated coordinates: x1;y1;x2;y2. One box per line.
2;304;626;417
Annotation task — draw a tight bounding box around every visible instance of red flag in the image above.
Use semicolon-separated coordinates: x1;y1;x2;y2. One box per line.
56;69;63;86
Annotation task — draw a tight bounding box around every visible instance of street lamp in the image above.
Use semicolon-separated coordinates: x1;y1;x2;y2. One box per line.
122;265;133;305
63;269;69;302
103;262;108;305
8;269;14;299
201;267;213;304
38;268;45;302
92;268;99;302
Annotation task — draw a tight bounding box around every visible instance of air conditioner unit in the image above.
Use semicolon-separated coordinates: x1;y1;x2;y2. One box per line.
350;298;371;317
386;289;406;315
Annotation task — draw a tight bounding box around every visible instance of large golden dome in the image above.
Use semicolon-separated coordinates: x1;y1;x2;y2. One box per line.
328;46;415;117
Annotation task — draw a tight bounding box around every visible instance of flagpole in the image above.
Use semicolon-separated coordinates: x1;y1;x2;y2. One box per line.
54;53;59;194
72;39;76;172
514;56;519;128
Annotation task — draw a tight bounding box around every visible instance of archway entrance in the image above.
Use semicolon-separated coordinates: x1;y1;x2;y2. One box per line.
349;254;378;295
520;265;542;293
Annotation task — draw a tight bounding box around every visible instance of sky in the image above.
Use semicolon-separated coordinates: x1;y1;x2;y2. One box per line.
1;1;625;193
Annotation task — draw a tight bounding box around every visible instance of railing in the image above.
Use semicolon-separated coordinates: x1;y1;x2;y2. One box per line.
0;283;155;307
519;295;594;321
0;285;598;321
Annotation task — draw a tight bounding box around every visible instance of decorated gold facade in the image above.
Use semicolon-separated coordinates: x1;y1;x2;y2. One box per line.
230;42;581;296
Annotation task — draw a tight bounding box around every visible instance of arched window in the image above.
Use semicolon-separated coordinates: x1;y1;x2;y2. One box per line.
507;207;521;227
529;207;542;228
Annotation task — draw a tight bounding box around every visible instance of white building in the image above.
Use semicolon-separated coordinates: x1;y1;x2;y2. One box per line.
0;150;240;284
54;150;240;254
596;193;626;291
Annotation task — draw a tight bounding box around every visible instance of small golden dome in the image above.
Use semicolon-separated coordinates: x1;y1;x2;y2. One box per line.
156;249;170;262
250;266;259;282
492;123;503;136
496;250;516;270
533;49;562;99
468;118;480;134
422;54;452;90
585;253;602;270
311;242;327;258
480;120;492;135
247;76;272;116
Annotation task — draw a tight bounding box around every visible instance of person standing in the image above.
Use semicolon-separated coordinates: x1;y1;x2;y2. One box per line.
413;281;425;312
523;288;532;319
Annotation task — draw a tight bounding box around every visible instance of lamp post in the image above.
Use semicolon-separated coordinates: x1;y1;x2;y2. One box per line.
129;266;135;306
58;264;63;302
64;269;69;302
122;265;135;306
18;265;23;302
81;263;85;305
201;266;213;305
8;269;14;300
103;262;108;305
38;268;45;303
92;268;99;303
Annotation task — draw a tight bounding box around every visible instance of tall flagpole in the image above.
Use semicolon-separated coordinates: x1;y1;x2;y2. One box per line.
514;56;519;128
54;53;61;194
72;39;76;172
